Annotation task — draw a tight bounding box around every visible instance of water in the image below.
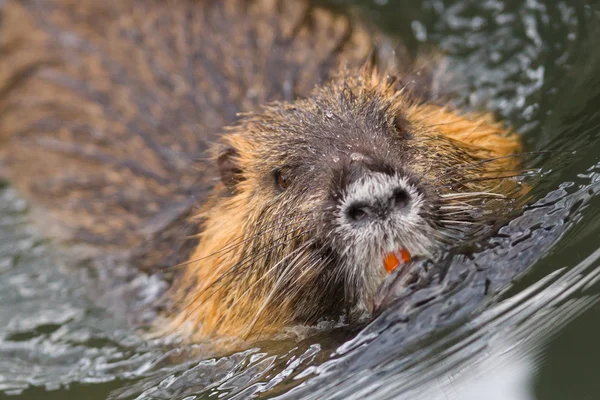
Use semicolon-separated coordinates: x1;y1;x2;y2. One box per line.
2;0;600;399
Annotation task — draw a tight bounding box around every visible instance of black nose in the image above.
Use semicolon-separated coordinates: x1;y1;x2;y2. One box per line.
345;187;410;222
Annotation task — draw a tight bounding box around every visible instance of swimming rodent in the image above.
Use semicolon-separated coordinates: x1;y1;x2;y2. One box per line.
0;0;523;342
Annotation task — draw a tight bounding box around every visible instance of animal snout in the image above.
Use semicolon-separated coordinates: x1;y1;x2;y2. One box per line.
345;186;411;222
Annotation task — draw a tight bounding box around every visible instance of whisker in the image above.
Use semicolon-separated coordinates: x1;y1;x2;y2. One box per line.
439;219;482;226
242;244;315;338
441;173;537;187
230;239;315;307
189;228;311;297
164;217;310;270
176;227;312;321
440;210;478;217
265;250;324;311
439;192;507;199
461;118;487;141
437;150;569;179
213;240;317;333
438;205;475;210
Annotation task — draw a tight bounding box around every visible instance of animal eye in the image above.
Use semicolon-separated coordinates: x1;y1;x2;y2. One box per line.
273;167;290;191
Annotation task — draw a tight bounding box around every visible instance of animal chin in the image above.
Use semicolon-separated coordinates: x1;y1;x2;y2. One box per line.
353;247;412;314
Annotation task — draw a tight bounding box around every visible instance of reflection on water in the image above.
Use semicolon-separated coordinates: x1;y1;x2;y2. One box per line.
426;339;537;400
1;0;600;399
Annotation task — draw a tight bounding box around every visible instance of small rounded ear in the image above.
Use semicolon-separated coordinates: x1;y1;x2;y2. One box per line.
217;146;243;190
393;114;413;140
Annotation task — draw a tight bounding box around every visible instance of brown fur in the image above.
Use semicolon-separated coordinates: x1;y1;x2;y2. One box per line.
168;69;522;341
0;0;523;342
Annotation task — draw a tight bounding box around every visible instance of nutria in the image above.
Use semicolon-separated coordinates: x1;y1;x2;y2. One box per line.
0;0;523;342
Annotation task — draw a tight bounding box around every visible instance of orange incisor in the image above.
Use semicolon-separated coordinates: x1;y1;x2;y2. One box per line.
383;248;411;273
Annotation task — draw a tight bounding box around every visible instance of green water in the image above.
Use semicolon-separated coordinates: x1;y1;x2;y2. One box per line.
2;0;600;399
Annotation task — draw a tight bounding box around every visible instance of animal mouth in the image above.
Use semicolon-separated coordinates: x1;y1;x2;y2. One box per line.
383;248;412;273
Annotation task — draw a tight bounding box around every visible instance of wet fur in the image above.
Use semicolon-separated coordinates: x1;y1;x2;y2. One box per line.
0;0;522;342
170;70;522;340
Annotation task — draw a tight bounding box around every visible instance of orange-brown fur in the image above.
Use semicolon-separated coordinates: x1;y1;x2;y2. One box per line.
0;0;523;342
169;70;522;341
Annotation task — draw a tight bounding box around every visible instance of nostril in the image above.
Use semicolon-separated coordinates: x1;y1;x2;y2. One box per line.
391;188;410;210
346;202;371;222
